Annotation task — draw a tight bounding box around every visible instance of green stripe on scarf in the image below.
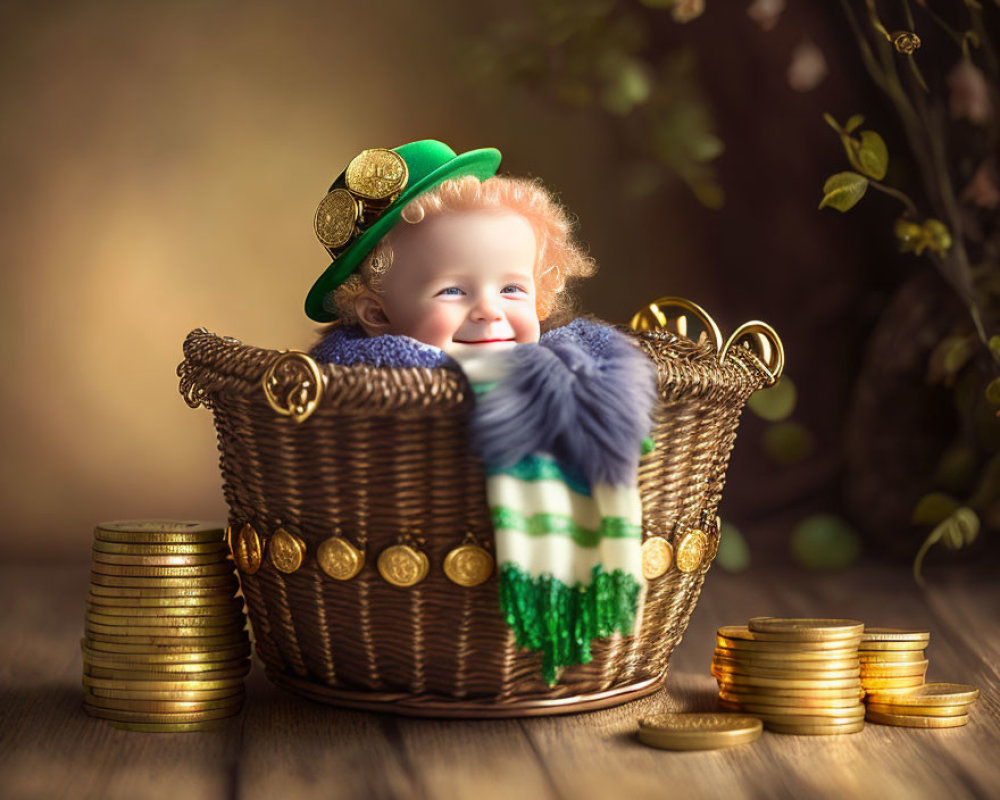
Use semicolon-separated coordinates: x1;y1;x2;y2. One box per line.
486;453;591;497
499;562;642;685
491;507;641;548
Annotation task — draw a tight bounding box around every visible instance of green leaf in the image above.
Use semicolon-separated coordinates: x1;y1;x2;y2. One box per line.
748;376;797;421
822;112;841;133
762;421;814;465
790;515;862;571
856;130;888;180
844;114;865;133
988;336;1000;362
716;520;750;572
935;507;980;551
911;492;960;526
987;377;1000;405
943;337;974;376
819;172;868;212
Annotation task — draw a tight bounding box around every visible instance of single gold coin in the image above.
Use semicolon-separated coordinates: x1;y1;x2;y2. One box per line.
85;599;245;617
89;562;234;578
81;643;250;664
747;618;865;641
857;640;929;652
718;699;865;717
378;544;430;587
93;541;229;556
443;543;494;587
83;690;245;713
860;660;929;678
865;702;971;717
718;627;860;651
748;708;866;727
641;537;673;580
712;658;859;680
861;676;926;691
865;710;969;728
719;684;866;700
108;719;231;732
865;683;979;707
637;713;762;751
314;187;359;248
94;521;225;544
858;650;926;663
82;636;248;656
719;691;864;709
92;552;232;568
82;703;242;723
231;523;263;575
84;663;250;681
85;610;244;629
674;530;708;573
861;627;930;643
268;528;307;573
83;675;245;692
345;148;408;200
88;584;238;599
88;685;244;702
765;719;865;735
86;631;248;648
85;621;244;638
713;646;858;665
716;673;862;690
317;536;365;581
82;653;251;674
89;572;237;589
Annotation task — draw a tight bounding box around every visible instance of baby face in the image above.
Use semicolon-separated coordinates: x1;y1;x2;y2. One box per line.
372;210;541;354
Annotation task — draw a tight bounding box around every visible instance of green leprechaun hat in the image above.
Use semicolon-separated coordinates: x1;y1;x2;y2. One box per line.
304;139;503;322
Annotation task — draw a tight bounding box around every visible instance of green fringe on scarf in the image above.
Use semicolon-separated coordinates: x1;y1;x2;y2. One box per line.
498;562;642;686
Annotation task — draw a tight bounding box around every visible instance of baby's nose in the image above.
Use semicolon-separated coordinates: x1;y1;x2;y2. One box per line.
471;296;503;322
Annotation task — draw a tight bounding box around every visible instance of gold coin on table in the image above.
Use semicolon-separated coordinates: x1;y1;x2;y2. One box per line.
716;673;862;690
641;537;673;580
84;663;250;682
81;643;250;664
85;599;245;617
82;703;242;723
860;660;929;678
857;640;929;652
89;562;235;578
765;719;865;735
746;617;865;641
713;646;859;664
82;654;251;675
378;544;430;587
637;713;762;751
83;675;246;692
865;710;969;728
94;521;225;544
674;530;708;573
719;686;865;702
317;536;365;581
93;540;229;556
719;691;864;709
712;659;860;680
231;523;263;575
268;528;307;574
719;700;865;718
718;627;859;651
91;553;232;568
86;631;247;648
83;690;244;713
443;543;494;587
865;702;971;718
85;621;244;638
88;584;238;599
81;636;248;656
87;685;244;702
748;708;866;727
865;683;979;707
861;627;930;643
85;610;244;628
108;719;231;732
89;573;237;589
858;650;925;663
860;676;925;691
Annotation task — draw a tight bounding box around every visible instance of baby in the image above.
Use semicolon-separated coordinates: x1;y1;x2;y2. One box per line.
305;140;656;684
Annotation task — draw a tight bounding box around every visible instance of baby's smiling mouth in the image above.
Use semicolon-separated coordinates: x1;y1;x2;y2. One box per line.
452;337;515;344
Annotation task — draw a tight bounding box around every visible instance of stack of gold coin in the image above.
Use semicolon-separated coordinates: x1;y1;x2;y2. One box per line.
865;683;979;728
713;617;865;735
858;627;929;695
82;520;250;732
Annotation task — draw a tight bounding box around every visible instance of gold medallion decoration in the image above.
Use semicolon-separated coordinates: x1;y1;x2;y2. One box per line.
641;537;674;580
675;529;709;573
377;544;429;588
231;523;262;575
314;188;359;249
443;543;494;587
317;536;364;581
262;351;325;424
344;148;408;200
268;528;306;574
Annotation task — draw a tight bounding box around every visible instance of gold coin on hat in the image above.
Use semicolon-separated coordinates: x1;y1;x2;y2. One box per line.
317;536;365;581
860;627;930;643
764;719;865;735
675;530;708;573
637;713;762;751
865;710;969;728
268;528;307;574
865;683;979;707
94;520;225;544
82;703;242;723
865;702;971;718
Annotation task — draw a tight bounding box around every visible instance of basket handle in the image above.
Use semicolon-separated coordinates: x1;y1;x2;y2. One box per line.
720;321;784;386
629;296;725;354
262;351;326;423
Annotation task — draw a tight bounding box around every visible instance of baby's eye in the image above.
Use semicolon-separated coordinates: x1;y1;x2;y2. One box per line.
436;287;464;296
501;284;528;295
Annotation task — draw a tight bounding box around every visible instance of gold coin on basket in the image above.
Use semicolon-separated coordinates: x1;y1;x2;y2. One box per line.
443;543;494;587
94;520;225;545
317;536;365;580
746;618;864;641
865;683;979;707
641;537;673;580
231;523;263;574
637;713;762;751
865;710;969;728
268;528;307;574
674;530;708;573
378;544;430;587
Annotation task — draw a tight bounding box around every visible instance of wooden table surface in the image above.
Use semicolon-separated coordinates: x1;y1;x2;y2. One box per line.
1;560;997;800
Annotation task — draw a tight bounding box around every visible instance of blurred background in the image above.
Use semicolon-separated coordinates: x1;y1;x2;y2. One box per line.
2;0;997;576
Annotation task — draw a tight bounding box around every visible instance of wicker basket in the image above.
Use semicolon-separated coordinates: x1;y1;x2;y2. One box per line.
177;299;782;717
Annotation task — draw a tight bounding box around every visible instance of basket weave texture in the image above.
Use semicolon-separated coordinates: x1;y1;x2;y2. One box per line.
178;325;771;717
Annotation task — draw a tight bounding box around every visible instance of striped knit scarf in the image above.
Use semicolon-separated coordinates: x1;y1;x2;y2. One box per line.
456;319;657;684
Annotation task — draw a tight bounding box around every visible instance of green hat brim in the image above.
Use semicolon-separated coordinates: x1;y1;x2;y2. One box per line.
304;146;502;322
